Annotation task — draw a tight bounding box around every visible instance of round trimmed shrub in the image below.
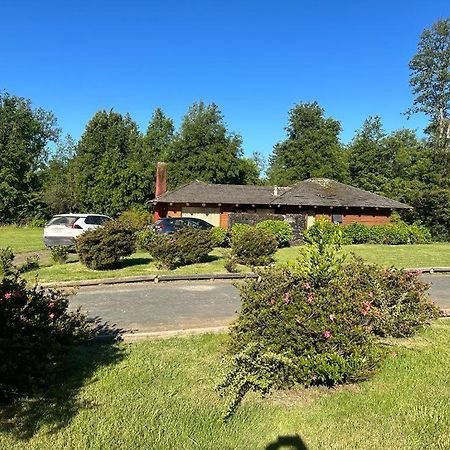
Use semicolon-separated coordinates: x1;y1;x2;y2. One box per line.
148;228;215;270
211;227;230;247
116;208;153;232
75;220;136;270
231;227;278;266
256;220;293;247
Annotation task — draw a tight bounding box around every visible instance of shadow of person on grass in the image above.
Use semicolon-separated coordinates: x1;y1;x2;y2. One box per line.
0;320;126;440
266;434;309;450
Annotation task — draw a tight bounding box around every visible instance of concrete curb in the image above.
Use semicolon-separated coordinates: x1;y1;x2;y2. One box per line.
120;326;229;341
39;267;450;289
40;272;258;288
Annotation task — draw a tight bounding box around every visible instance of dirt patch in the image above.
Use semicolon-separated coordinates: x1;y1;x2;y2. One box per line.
14;250;51;265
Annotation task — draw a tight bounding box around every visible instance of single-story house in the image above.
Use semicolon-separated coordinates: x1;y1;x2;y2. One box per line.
151;163;411;229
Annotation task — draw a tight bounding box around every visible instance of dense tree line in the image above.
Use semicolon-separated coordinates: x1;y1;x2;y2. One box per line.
0;18;448;238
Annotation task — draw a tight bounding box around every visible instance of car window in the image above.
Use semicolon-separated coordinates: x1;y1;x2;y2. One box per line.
85;215;110;225
47;216;78;226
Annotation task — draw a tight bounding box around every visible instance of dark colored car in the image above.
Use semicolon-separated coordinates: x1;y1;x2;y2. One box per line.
153;217;213;234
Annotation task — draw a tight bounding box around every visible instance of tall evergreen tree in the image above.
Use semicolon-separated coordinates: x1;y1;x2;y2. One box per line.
0;92;59;223
267;102;347;185
144;108;175;162
166;101;249;187
74;110;149;216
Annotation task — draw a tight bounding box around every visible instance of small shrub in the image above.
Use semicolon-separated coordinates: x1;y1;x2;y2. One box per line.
211;227;230;247
51;245;69;264
148;228;215;270
136;229;158;251
231;227;278;266
224;255;238;273
19;254;40;272
0;271;89;401
148;235;179;270
117;208;152;231
256;220;293;247
230;223;252;242
75;220;136;270
174;228;215;264
304;218;341;245
0;247;15;277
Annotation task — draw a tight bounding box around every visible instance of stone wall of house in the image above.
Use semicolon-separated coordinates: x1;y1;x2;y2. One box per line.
228;212;306;241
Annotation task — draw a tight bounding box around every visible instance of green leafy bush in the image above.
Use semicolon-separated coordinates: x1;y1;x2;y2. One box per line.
218;219;438;417
342;258;440;337
307;218;432;245
231;227;278;266
117;208;152;232
148;228;215;270
0;247;15;277
211;227;230;247
0;270;89;401
256;220;293;247
304;218;343;245
230;223;252;241
51;245;69;264
342;221;431;245
136;229;158;251
174;228;215;264
75;220;136;270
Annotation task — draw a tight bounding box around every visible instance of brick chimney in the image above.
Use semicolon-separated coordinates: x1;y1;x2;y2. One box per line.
155;162;167;197
154;162;168;221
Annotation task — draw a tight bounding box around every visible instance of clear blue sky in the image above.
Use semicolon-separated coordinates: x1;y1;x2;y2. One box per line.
1;1;449;159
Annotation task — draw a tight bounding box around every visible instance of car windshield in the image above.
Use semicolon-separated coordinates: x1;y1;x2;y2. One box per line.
46;216;79;226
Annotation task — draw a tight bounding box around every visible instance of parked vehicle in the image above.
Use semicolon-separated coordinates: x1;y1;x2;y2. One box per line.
153;217;213;234
43;214;112;247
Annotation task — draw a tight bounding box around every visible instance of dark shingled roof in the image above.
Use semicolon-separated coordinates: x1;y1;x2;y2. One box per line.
153;179;411;209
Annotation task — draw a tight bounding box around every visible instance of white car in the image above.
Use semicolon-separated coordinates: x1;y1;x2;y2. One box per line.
43;214;112;247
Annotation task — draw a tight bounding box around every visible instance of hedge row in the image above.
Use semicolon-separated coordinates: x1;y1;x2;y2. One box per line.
305;220;431;245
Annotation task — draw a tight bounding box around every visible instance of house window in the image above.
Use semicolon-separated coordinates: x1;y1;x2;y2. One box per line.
332;214;343;225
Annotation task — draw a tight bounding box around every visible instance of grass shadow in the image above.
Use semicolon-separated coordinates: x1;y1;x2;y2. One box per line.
113;257;153;270
266;434;309;450
0;322;126;440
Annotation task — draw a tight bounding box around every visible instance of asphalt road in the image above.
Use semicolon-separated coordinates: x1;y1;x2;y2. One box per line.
70;275;450;333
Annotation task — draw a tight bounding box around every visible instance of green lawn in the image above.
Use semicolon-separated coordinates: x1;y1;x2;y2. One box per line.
278;243;450;268
24;243;450;283
1;319;449;449
0;226;45;253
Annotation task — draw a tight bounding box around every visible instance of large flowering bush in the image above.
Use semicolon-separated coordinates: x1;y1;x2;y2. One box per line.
218;220;439;418
0;269;89;401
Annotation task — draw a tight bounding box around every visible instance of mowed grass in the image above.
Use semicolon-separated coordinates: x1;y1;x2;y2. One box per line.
25;243;450;283
1;319;449;450
0;226;45;253
278;243;450;268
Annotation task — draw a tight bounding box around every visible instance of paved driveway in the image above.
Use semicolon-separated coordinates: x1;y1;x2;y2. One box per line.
70;275;450;333
70;280;240;333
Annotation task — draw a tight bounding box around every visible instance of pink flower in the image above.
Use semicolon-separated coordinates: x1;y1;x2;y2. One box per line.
4;292;12;300
367;291;374;298
48;302;55;309
269;297;276;305
283;292;290;304
307;292;314;303
323;330;332;339
49;313;55;320
303;282;311;290
362;301;372;310
360;308;369;316
415;269;423;275
329;314;335;322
